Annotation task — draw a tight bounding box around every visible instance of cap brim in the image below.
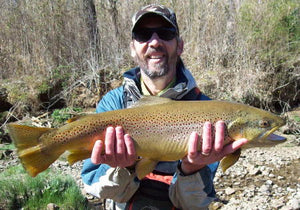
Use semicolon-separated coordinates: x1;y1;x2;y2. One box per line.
131;12;177;32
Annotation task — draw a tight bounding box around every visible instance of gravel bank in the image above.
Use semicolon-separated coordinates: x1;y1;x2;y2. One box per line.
211;134;300;210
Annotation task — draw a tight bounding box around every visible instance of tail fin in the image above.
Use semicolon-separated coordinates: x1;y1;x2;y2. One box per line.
7;123;63;177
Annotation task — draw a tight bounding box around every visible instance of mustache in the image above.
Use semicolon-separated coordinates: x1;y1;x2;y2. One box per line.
145;46;166;57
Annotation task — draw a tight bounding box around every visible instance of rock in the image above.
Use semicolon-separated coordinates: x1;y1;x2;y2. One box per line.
47;203;59;210
233;181;240;186
268;173;275;178
210;201;223;210
225;187;236;195
287;187;296;193
249;167;261;175
265;180;273;186
271;197;285;209
281;198;300;210
276;187;283;193
258;184;270;194
295;192;300;200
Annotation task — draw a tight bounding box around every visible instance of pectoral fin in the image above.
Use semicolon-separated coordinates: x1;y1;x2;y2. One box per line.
135;158;158;180
220;149;241;172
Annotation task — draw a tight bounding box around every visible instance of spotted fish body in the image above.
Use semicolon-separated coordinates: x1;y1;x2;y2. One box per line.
7;97;286;178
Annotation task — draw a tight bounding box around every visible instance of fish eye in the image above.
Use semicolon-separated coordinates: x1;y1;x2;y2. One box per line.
259;120;270;128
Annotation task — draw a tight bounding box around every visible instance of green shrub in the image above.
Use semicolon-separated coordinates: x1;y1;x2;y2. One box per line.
238;0;299;66
294;115;300;123
51;107;83;125
0;165;87;209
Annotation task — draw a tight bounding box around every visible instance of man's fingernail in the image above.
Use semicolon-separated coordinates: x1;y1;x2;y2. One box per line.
201;151;210;156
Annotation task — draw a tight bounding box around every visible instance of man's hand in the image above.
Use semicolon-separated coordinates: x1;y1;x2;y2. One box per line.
91;126;136;168
181;121;248;175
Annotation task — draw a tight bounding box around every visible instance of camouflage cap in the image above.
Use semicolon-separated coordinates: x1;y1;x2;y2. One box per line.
131;4;179;35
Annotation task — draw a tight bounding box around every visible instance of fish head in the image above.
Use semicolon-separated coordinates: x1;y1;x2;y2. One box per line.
227;107;286;148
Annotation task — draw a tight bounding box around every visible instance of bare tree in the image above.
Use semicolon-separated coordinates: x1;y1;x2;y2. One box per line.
83;0;100;53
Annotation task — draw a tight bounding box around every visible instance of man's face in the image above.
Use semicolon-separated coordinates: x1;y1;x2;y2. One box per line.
130;16;183;79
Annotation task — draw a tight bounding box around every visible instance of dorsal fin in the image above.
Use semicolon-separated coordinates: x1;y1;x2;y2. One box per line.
129;96;172;108
66;116;82;123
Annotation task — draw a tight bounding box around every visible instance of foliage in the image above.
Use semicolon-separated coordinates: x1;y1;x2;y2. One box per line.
228;0;300;111
0;165;87;209
51;107;83;125
238;0;299;67
0;112;8;122
294;115;300;123
0;143;15;151
184;0;300;112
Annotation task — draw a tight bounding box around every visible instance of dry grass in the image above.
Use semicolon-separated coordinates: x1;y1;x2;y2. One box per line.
0;0;299;116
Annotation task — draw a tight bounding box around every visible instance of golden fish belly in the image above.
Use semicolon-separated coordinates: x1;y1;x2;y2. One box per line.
116;108;205;161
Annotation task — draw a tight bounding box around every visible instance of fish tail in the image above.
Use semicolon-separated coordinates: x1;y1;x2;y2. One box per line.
7;123;62;177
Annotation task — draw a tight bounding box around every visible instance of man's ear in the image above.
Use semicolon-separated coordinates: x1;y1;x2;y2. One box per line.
130;42;136;58
177;38;184;56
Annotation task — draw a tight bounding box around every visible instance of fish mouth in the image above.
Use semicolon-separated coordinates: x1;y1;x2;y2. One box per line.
259;126;286;143
267;133;286;141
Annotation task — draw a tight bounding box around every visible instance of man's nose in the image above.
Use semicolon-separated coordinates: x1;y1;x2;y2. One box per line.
148;32;162;47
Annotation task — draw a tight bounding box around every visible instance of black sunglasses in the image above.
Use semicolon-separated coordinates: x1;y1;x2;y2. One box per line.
132;27;177;42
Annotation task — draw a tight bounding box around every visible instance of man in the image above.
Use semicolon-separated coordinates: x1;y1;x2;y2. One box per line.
81;4;248;209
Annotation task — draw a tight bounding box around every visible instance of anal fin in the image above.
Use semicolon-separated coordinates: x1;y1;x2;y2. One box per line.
68;150;91;165
135;158;158;180
19;145;63;177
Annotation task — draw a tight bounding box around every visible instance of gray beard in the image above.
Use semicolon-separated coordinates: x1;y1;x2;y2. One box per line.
133;44;178;79
138;59;169;79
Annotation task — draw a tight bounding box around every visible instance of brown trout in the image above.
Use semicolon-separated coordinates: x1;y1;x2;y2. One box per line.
7;97;286;179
